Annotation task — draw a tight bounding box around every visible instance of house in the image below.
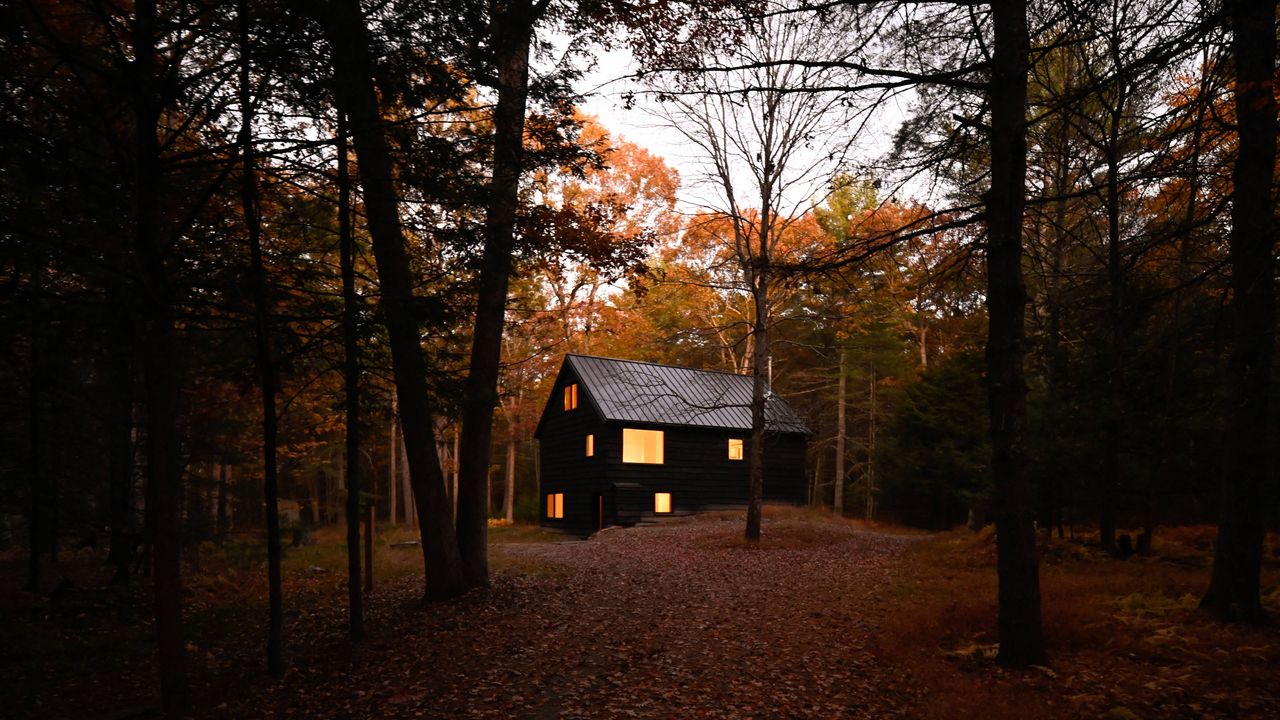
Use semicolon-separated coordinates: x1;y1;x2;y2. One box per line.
534;354;810;535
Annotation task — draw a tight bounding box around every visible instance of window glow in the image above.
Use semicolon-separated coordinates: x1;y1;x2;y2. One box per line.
654;492;672;513
546;493;564;519
622;428;664;464
728;438;744;460
586;434;594;457
563;384;578;411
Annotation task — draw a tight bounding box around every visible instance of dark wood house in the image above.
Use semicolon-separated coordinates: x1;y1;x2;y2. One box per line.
534;354;810;535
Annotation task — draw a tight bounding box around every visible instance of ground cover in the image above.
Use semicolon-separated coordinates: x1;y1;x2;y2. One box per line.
2;509;1277;719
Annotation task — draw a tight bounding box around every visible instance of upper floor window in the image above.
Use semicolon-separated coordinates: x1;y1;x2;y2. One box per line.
728;438;744;461
564;383;578;411
585;434;594;457
622;428;664;464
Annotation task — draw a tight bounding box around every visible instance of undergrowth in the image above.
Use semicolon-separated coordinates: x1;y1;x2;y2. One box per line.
879;525;1280;719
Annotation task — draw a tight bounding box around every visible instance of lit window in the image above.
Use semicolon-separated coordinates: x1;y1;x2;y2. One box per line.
728;438;744;460
546;493;563;519
654;492;672;513
563;383;578;411
622;428;664;464
586;434;594;457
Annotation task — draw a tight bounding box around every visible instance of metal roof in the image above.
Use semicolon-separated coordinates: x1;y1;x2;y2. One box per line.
559;354;810;435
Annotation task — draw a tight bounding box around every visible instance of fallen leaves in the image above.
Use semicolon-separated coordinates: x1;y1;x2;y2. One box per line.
191;515;919;719
9;515;1278;719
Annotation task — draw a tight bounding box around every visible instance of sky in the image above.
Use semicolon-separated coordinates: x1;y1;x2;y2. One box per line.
571;46;926;217
573;49;703;198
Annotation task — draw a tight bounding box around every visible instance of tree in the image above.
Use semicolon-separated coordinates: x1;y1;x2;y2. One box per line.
650;9;857;540
237;0;286;676
316;0;469;599
1200;0;1276;623
456;0;537;586
986;0;1046;666
879;349;990;529
337;110;364;640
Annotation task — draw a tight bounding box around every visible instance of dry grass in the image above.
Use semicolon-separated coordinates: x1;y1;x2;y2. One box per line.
670;504;928;550
878;526;1280;719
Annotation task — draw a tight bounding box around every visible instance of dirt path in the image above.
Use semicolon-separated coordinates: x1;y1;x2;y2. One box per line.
496;519;915;719
218;516;919;719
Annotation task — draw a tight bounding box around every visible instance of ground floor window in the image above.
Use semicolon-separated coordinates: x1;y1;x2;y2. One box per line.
546;493;564;519
623;428;664;464
654;492;672;513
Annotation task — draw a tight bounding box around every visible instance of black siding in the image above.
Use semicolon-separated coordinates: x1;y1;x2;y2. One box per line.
537;366;809;535
537;368;609;534
598;425;806;520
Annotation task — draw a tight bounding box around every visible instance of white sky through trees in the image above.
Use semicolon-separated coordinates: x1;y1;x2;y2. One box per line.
573;45;919;216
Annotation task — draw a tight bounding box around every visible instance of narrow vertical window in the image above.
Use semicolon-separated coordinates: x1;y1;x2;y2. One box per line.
585;434;594;457
654;492;672;513
728;438;744;460
546;493;564;519
563;383;578;411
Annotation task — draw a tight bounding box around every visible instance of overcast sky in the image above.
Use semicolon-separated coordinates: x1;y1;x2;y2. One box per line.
569;43;925;217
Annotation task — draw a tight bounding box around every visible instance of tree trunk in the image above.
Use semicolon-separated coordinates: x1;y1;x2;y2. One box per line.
745;239;770;542
1099;96;1127;556
1148;80;1209;555
364;503;375;592
107;282;136;587
239;2;284;675
867;357;876;521
319;0;468;600
338;109;363;641
389;407;397;525
504;437;516;523
27;261;54;592
400;430;414;528
1201;0;1275;623
131;1;190;709
987;0;1045;667
186;472;205;572
1045;148;1069;539
216;463;229;541
834;350;846;515
452;428;461;522
457;0;536;586
811;452;821;507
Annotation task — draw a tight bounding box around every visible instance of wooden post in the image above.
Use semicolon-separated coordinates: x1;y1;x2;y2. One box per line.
400;428;414;528
389;401;397;525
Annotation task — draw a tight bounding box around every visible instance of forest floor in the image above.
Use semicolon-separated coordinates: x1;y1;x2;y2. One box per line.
3;508;1279;719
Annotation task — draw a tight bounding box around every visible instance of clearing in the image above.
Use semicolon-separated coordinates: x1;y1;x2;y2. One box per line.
4;508;1279;719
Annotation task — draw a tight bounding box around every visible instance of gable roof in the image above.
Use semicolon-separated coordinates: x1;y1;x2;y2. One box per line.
538;354;810;436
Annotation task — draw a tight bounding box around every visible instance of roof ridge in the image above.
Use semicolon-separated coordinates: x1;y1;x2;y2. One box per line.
553;353;810;436
565;353;752;379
